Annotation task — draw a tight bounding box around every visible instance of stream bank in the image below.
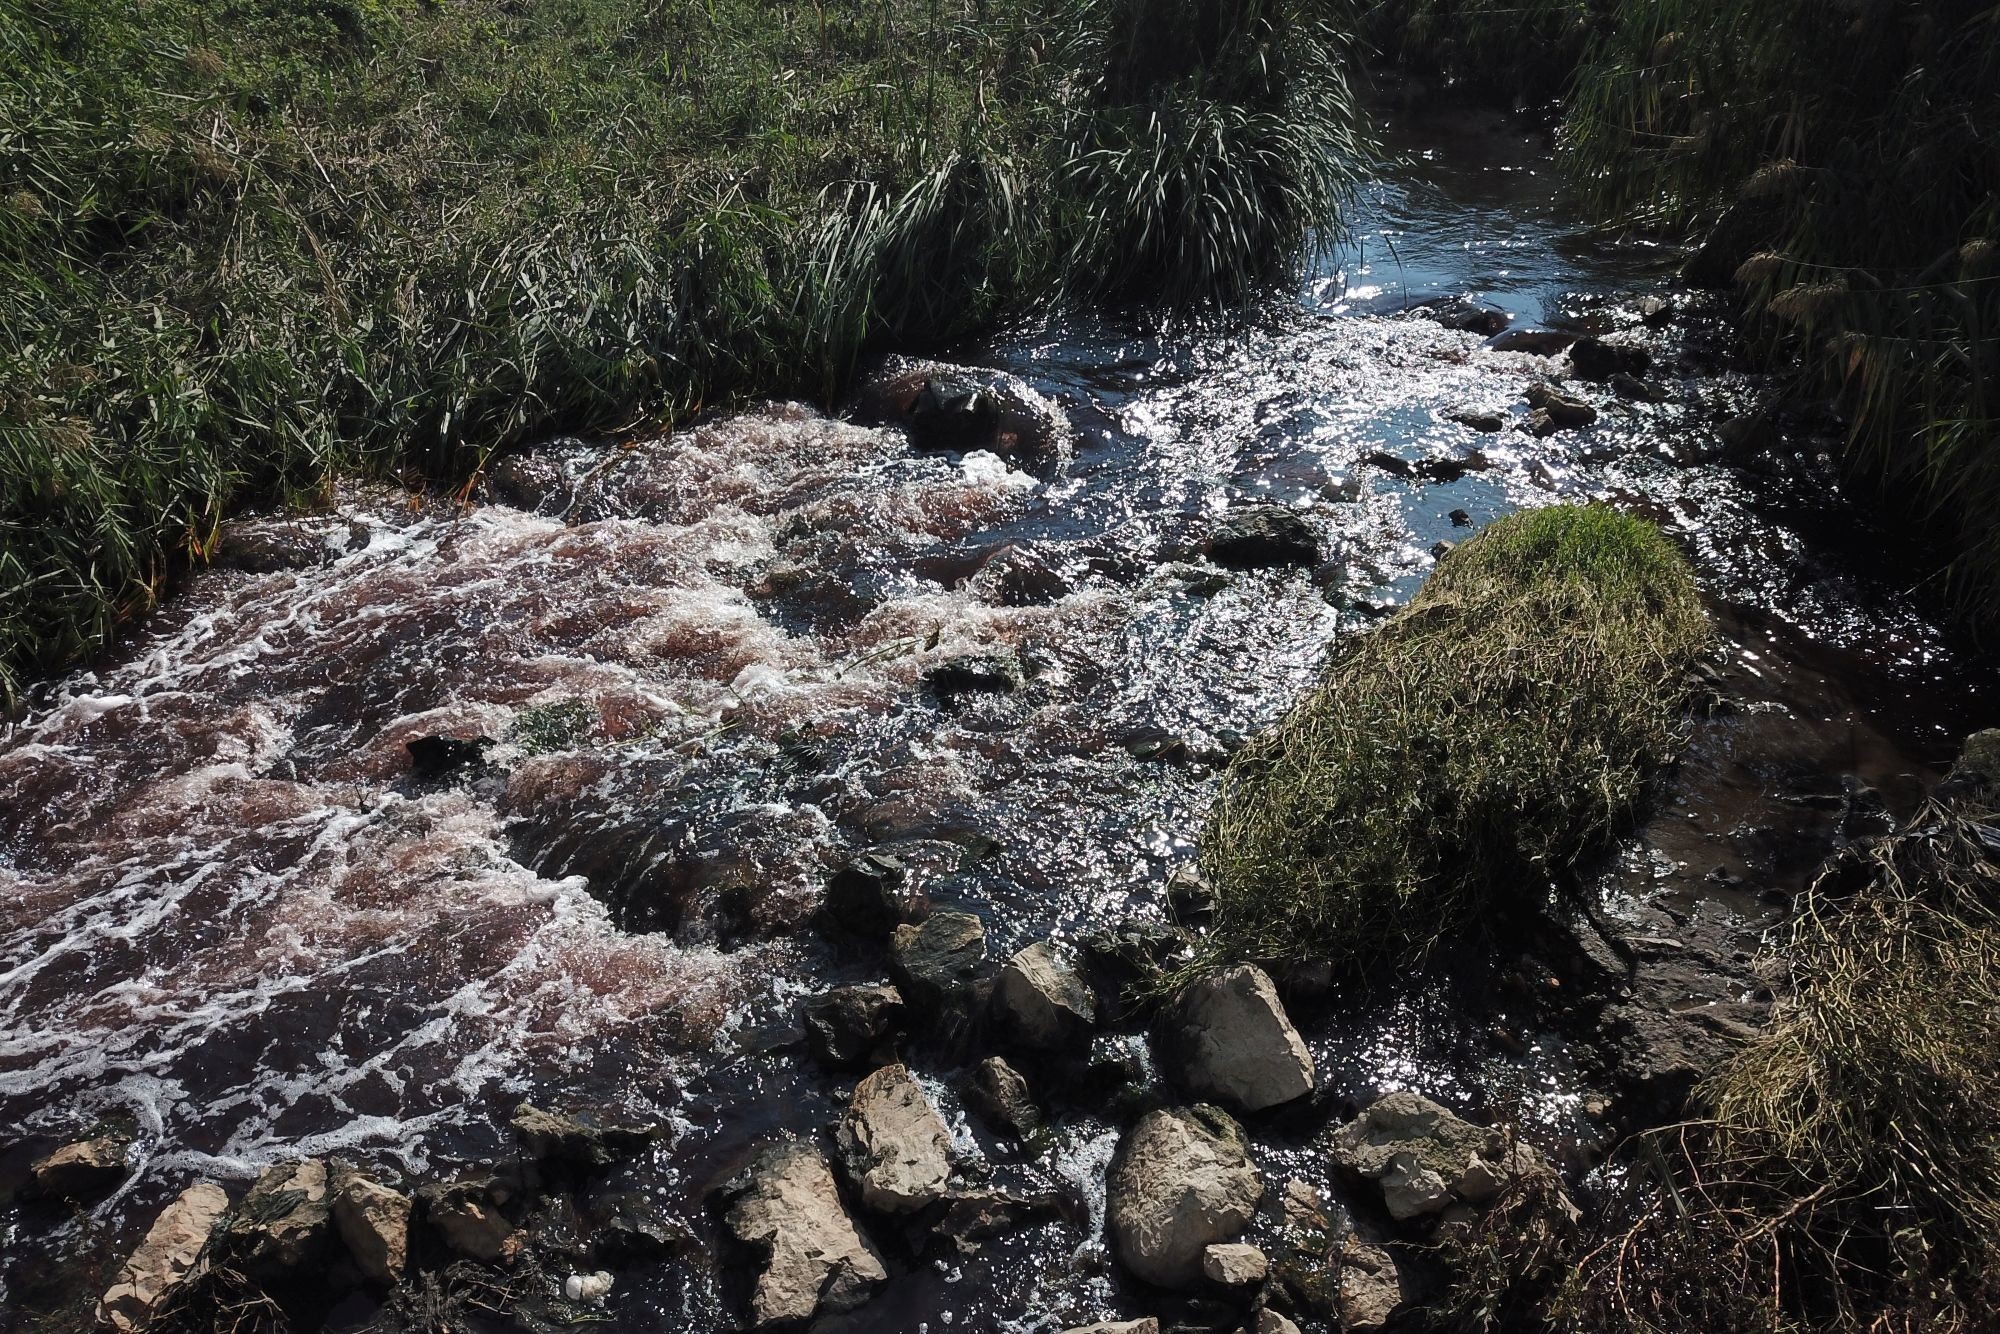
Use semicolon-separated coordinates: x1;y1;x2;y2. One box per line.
3;102;1995;1332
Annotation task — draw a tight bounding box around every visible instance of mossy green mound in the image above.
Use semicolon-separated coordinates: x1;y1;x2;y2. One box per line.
1199;504;1709;970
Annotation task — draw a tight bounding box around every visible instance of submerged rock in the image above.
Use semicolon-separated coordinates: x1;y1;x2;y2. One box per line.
994;940;1097;1050
510;1102;665;1169
1330;1091;1559;1223
723;1140;887;1327
1420;298;1511;336
1107;1105;1263;1289
1568;336;1652;382
1446;407;1506;433
909;377;1003;452
97;1182;230;1334
28;1134;129;1201
968;1054;1044;1143
1523;382;1598;434
837;1063;953;1214
1207;505;1320;570
823;852;916;937
803;983;907;1069
221;1159;336;1283
1169;964;1316;1112
331;1164;411;1287
890;909;987;1011
924;654;1025;703
405;734;494;779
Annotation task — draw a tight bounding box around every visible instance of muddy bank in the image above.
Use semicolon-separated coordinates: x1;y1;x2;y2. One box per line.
4;104;1998;1331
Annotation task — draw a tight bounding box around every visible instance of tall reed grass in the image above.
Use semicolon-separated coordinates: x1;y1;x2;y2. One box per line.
0;0;1365;704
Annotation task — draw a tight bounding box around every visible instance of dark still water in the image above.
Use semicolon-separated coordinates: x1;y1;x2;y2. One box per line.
2;104;1990;1330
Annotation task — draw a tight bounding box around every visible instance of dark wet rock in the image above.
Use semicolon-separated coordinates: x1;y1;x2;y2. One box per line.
584;1189;688;1263
967;1055;1044;1142
1330;1091;1561;1223
1362;450;1417;478
1430;539;1457;559
910;377;1003;452
837;1063;953;1215
1608;371;1667;402
1207;505;1320;570
1717;411;1777;461
890;909;987;1012
1168;964;1316;1113
934;1186;1064;1254
28;1134;129;1201
1082;1033;1160;1117
486;452;577;515
968;542;1071;606
97;1182;230;1334
213;518;348;573
1487;328;1575;356
1201;1240;1268;1288
849;356;1072;465
1632;295;1673;326
1165;864;1217;924
723;1139;888;1327
1108;1105;1262;1289
420;1175;519;1263
994;940;1097;1050
924;654;1025;703
509;1102;665;1169
1121;726;1189;764
1568;335;1652;382
803;983;907;1069
1420;298;1511;336
823;852;917;937
1523;382;1597;434
405;734;493;779
1414;450;1490;483
1446;407;1506;432
1449;508;1473;528
1082;920;1195;979
219;1159;337;1284
330;1163;411;1288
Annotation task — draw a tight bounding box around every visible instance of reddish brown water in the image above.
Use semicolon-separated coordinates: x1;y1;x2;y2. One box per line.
2;105;1994;1331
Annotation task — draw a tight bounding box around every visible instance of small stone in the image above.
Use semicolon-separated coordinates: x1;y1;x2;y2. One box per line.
1568;335;1652;381
1201;1241;1269;1287
422;1177;518;1262
802;983;907;1069
1446;408;1506;433
890;909;987;1011
510;1102;663;1169
1523;381;1597;429
1337;1235;1407;1331
967;1055;1043;1142
29;1135;129;1201
1170;964;1316;1112
1449;508;1473;528
836;1063;953;1214
331;1164;411;1287
222;1160;335;1282
1165;865;1217;923
925;655;1024;702
1257;1311;1303;1334
1608;371;1667;402
1061;1320;1161;1334
97;1183;230;1334
934;1186;1063;1253
1379;1152;1451;1221
994;940;1097;1049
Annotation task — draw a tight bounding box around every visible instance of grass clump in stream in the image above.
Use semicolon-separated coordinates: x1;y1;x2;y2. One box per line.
1564;749;2000;1332
0;0;1365;706
1198;504;1708;971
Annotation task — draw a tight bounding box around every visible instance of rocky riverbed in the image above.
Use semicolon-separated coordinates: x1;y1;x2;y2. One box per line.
3;103;1996;1332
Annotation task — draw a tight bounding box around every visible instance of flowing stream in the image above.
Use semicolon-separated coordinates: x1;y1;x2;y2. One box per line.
2;103;1994;1331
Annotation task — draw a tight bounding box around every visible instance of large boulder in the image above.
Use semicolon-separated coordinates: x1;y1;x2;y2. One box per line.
723;1140;888;1327
803;983;907;1069
1168;965;1316;1112
994;940;1097;1049
836;1063;953;1214
890;909;987;1011
1107;1106;1263;1289
220;1160;336;1283
29;1134;129;1201
1207;506;1321;571
330;1164;411;1287
1329;1091;1555;1222
97;1183;230;1334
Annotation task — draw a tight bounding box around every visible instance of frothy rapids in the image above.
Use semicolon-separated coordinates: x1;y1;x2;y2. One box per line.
2;105;1993;1330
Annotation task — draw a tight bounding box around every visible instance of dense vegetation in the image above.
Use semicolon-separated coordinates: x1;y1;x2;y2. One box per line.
1373;0;2000;630
1198;505;1709;970
0;0;1365;704
1566;756;2000;1332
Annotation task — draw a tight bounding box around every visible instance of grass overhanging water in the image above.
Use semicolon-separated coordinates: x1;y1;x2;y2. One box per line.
0;0;1368;706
